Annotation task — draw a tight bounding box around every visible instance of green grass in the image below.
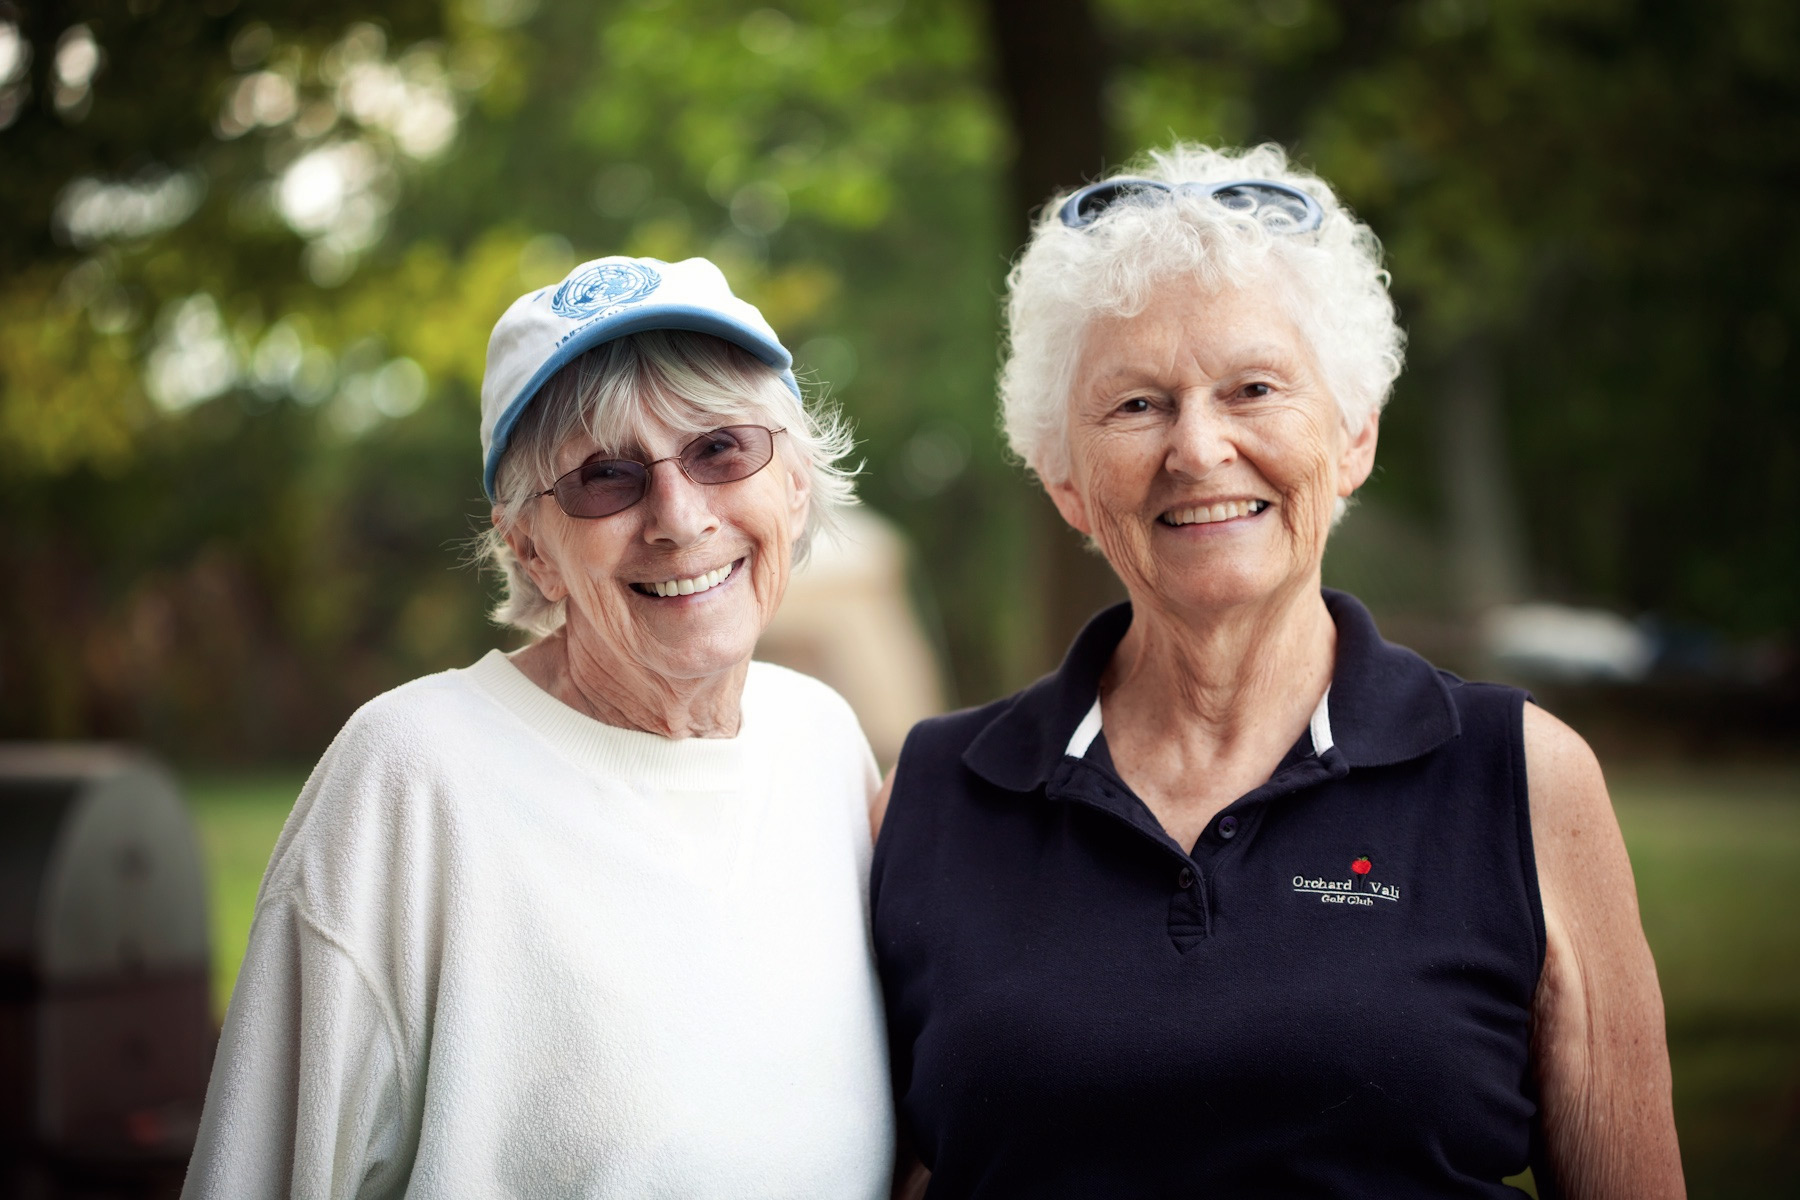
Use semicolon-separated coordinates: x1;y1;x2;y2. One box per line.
183;763;1800;1195
185;773;308;1018
1609;766;1800;1198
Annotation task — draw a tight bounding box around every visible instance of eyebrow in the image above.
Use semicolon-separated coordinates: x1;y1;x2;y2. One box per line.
1224;343;1307;372
1089;344;1306;388
575;442;646;468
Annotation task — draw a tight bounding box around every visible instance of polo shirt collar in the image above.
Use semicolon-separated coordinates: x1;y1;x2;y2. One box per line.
1320;588;1463;766
962;588;1460;793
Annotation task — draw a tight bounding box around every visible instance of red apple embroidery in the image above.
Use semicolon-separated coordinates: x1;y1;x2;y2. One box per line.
1351;856;1372;876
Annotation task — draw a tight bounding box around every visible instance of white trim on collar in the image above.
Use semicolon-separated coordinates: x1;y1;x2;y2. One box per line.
1309;685;1334;755
1062;687;1333;760
1065;698;1104;759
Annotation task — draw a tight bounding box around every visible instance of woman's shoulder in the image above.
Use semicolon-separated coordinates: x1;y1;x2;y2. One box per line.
1519;701;1610;828
353;651;524;733
744;660;882;780
1439;672;1532;722
884;691;1042;816
258;659;515;905
745;660;868;739
902;696;1018;758
900;658;1075;770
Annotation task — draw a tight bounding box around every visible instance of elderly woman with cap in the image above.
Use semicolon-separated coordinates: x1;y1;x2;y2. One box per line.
184;257;894;1199
872;144;1683;1198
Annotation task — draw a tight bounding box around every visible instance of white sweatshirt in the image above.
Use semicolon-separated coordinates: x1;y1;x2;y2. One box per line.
183;651;895;1200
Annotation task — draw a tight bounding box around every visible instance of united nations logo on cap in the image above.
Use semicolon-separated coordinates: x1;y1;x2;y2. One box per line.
550;260;661;319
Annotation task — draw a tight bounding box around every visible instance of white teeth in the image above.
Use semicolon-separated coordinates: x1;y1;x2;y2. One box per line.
643;561;736;597
1163;499;1268;526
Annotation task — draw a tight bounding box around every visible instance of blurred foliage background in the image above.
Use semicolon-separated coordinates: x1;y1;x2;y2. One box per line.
5;0;1797;756
1;0;1797;1193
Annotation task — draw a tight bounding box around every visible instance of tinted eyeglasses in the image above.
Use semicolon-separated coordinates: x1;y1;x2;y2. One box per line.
1058;177;1324;233
536;425;786;519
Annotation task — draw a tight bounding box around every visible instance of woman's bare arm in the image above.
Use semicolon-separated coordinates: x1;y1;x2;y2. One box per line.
870;769;896;843
892;1146;930;1200
1525;702;1683;1198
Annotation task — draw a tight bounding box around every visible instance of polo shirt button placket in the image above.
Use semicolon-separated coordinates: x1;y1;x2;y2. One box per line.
1176;865;1195;891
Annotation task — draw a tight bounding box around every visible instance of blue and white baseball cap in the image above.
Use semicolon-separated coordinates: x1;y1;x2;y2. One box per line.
479;255;801;499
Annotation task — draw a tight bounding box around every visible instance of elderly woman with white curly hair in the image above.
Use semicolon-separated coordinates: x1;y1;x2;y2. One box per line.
871;146;1684;1198
184;257;895;1199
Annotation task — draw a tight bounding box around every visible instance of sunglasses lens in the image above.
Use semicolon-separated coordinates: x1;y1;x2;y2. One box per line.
1063;180;1171;228
1072;185;1123;226
680;425;774;485
1211;184;1314;230
1064;179;1318;233
545;427;779;518
556;459;647;517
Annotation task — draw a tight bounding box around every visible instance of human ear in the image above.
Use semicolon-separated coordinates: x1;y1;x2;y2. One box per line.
497;506;570;603
784;454;812;541
1045;473;1094;537
1336;410;1380;497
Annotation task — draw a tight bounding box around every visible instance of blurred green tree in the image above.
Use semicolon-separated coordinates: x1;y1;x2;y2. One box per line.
1;0;1795;761
1102;0;1800;635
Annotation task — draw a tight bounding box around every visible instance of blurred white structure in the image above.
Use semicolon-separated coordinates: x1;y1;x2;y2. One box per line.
757;507;947;768
1482;603;1655;683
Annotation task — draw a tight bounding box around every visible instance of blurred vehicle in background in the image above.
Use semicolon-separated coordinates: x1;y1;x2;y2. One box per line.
1484;603;1657;683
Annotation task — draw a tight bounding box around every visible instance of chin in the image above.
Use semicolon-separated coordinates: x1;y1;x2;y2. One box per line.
643;620;761;680
1149;564;1294;613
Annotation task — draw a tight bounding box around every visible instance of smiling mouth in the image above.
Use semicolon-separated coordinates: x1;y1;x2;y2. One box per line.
1160;499;1271;527
630;558;742;598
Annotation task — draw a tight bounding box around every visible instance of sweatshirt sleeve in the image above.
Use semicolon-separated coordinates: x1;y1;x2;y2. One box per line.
182;889;409;1200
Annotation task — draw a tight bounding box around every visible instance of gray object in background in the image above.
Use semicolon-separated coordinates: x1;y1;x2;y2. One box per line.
0;744;212;1199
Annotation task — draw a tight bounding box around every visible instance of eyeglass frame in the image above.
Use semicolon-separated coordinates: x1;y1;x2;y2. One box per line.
1057;177;1325;233
533;424;788;519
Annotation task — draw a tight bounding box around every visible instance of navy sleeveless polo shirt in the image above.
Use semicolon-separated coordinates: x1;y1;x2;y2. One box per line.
871;591;1547;1199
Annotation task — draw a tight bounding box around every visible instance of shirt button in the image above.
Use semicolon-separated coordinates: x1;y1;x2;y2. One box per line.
1218;814;1239;839
1177;866;1195;890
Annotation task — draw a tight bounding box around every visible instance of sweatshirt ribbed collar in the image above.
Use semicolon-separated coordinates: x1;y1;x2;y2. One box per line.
465;649;756;791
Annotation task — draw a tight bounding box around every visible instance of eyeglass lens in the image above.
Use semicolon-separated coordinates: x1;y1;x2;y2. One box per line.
550;425;777;518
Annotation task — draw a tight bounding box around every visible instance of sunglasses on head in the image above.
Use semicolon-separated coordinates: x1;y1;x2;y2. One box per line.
535;424;786;519
1058;177;1324;233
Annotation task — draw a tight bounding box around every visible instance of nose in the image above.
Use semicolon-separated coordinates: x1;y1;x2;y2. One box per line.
1165;394;1235;479
639;459;720;547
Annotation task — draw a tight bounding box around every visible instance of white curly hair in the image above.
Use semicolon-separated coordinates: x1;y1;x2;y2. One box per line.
999;142;1406;485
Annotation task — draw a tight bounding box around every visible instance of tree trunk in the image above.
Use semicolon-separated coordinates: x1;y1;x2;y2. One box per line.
981;0;1126;674
1438;339;1527;616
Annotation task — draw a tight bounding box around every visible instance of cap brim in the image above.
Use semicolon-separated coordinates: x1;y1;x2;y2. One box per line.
482;304;801;500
